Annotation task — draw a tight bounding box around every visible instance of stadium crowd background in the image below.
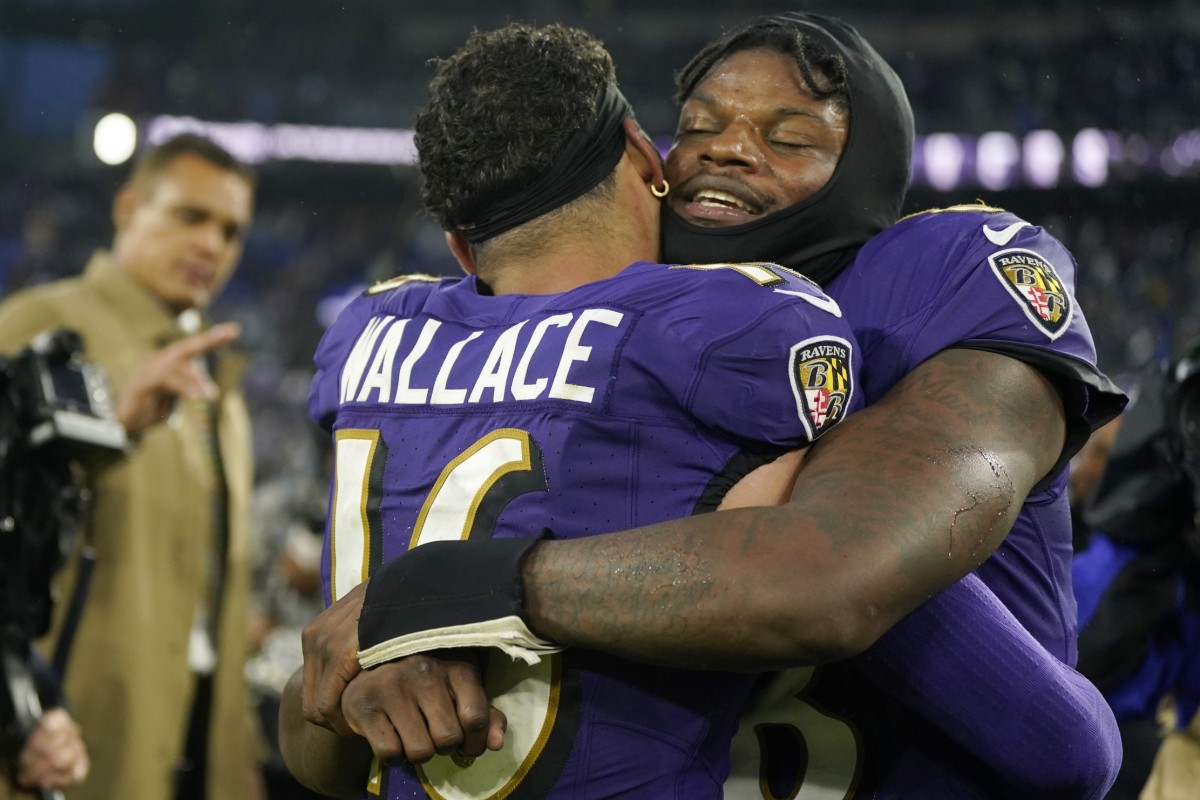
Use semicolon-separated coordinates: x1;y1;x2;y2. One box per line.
2;0;1199;787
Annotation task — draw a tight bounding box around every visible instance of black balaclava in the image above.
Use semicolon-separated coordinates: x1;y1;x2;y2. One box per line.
661;12;914;285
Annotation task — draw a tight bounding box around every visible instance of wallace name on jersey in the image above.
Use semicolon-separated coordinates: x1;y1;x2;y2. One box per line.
338;308;630;409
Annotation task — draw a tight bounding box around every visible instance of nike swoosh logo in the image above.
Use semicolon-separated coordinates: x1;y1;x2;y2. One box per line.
983;221;1030;246
774;289;843;318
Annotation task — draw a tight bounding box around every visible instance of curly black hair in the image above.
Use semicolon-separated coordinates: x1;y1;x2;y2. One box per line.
415;23;617;235
675;21;848;111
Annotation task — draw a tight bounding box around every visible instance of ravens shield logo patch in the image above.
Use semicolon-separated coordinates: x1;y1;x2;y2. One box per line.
987;248;1073;340
788;336;854;440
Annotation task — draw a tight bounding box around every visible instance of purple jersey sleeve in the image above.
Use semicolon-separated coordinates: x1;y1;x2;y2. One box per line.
748;208;1126;797
730;574;1120;800
829;205;1125;475
679;266;860;447
825;204;1119;663
859;573;1120;798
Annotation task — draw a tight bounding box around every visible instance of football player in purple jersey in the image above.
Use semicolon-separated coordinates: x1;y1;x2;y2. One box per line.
290;16;1124;800
282;23;866;799
656;13;1128;797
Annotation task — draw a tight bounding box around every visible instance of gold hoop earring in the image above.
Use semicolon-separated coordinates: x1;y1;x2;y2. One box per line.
650;180;670;198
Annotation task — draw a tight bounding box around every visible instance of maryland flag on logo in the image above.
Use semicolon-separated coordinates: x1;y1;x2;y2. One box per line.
788;336;854;440
987;248;1073;340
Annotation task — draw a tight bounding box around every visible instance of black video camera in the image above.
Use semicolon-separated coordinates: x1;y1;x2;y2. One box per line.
0;329;126;779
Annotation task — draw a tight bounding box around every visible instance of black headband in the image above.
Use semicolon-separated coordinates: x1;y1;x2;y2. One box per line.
456;83;634;244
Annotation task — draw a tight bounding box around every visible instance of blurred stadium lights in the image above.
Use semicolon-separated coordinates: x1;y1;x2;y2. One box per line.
976;132;1020;191
1072;128;1110;188
92;112;138;165
144;115;416;166
140;113;1200;191
1024;130;1066;189
922;133;966;192
1165;129;1200;177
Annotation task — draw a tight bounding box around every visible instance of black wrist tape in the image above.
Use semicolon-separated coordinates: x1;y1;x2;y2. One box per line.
357;530;559;667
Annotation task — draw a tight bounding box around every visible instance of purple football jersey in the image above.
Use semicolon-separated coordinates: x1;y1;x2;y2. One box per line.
829;205;1120;658
721;206;1124;799
309;260;860;799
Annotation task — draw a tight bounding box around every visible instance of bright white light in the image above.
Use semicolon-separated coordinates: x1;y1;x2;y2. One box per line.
93;113;138;165
1072;129;1110;187
923;133;965;191
977;132;1020;190
1024;130;1064;188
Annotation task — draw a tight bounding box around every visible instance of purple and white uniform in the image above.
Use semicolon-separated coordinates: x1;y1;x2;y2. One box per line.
836;205;1118;657
310;260;859;799
835;205;1113;657
723;206;1125;799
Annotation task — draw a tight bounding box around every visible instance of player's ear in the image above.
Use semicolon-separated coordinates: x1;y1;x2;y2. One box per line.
623;119;665;191
445;231;478;276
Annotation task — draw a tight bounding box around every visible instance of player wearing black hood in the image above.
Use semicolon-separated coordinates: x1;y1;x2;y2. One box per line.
663;13;911;286
660;12;1127;796
297;15;1126;799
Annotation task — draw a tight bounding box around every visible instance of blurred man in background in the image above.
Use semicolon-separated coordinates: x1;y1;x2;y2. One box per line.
0;134;263;800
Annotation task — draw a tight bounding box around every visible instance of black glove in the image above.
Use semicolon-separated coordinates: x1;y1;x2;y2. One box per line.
357;531;561;668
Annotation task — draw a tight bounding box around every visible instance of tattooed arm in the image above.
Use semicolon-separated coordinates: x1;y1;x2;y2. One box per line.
300;349;1065;727
524;349;1066;668
296;349;1114;794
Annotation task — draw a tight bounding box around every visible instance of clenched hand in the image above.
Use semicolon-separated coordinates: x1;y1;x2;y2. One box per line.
301;579;368;736
342;652;506;765
15;708;90;791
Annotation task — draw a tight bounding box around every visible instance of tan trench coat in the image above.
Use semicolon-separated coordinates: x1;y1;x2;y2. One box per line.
0;252;259;800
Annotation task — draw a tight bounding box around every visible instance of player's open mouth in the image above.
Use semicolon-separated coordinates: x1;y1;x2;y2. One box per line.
693;189;757;213
675;178;765;226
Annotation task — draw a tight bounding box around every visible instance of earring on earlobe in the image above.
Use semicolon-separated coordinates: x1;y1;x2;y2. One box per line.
650;180;670;198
